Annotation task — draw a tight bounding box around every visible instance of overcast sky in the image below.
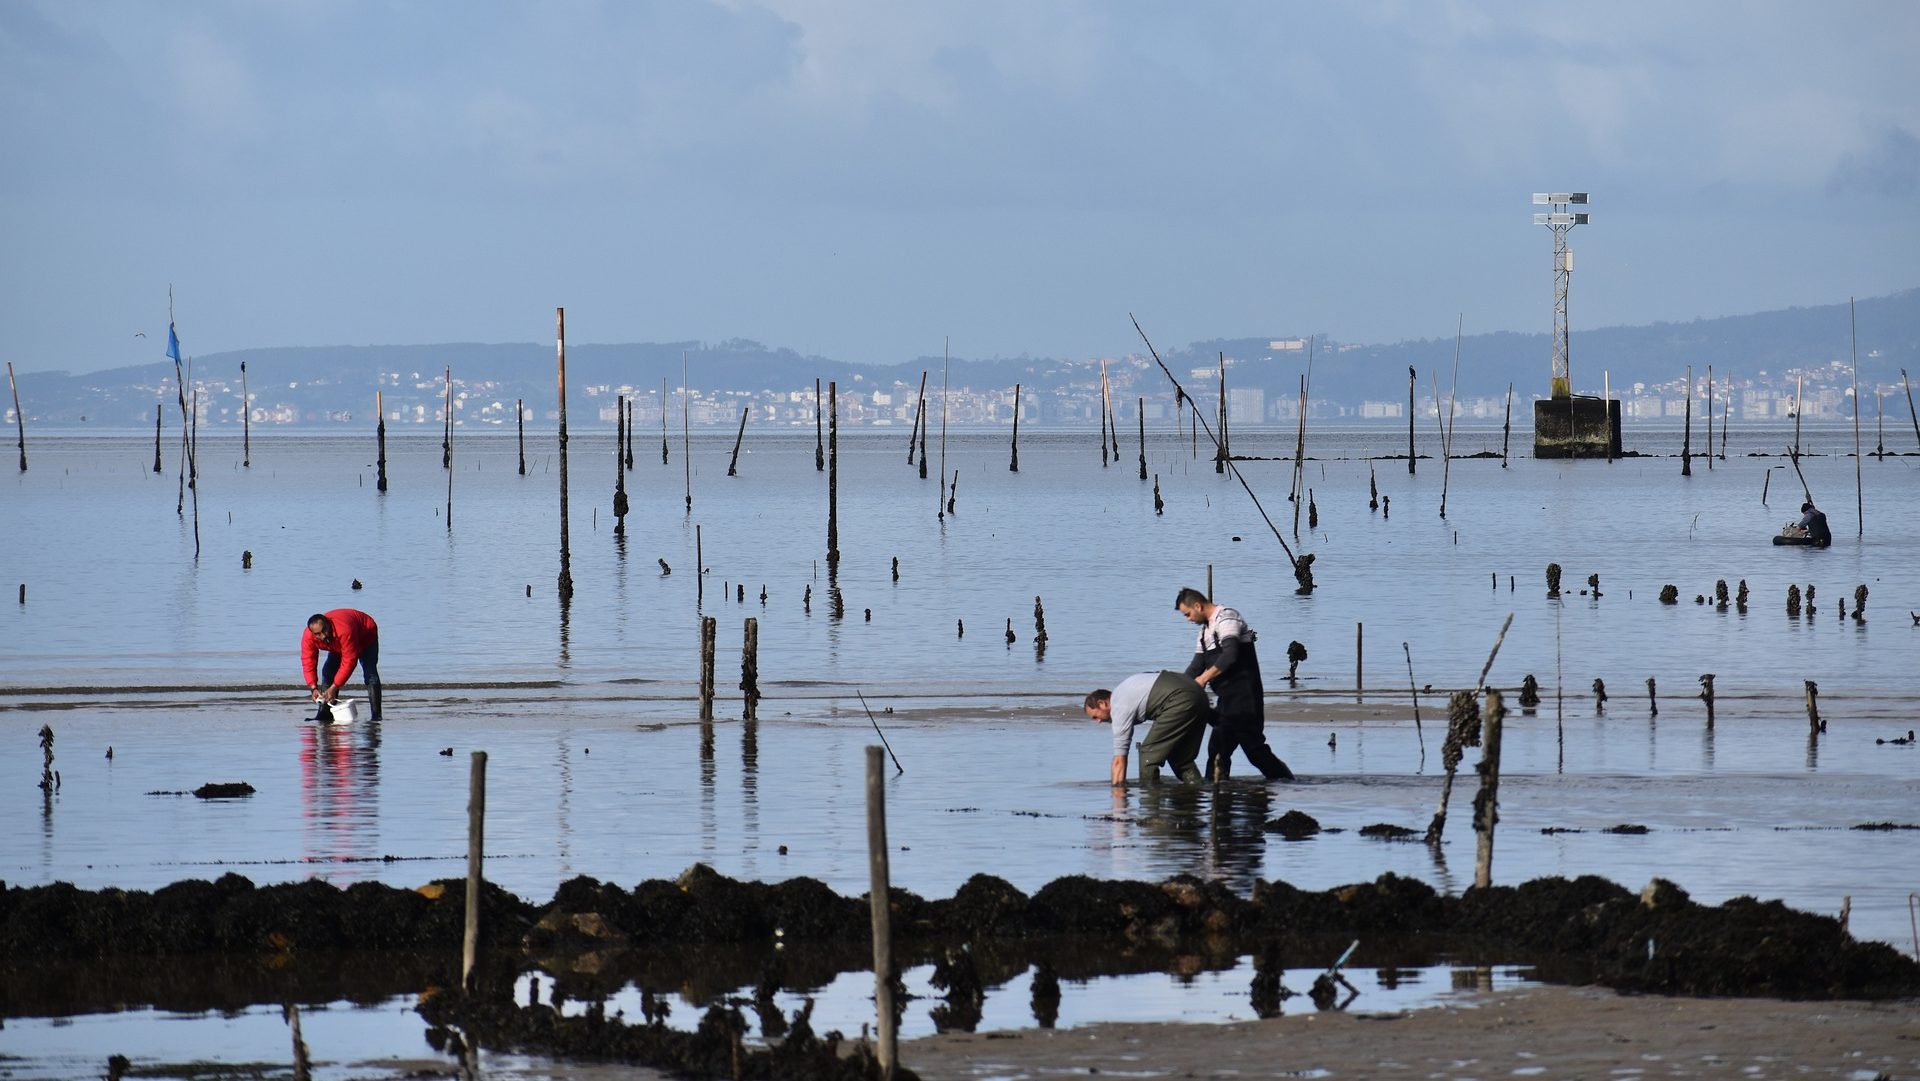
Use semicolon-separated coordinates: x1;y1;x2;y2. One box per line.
3;1;1915;374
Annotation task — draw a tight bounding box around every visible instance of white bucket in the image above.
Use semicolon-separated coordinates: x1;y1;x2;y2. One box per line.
327;699;366;724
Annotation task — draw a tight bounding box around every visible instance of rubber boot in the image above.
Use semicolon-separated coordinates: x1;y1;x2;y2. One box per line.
1244;741;1294;781
1173;761;1205;784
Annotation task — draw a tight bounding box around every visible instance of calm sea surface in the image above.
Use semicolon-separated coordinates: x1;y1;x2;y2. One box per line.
2;424;1918;1072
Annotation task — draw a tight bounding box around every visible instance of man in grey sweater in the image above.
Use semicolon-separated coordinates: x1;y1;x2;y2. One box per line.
1084;672;1209;785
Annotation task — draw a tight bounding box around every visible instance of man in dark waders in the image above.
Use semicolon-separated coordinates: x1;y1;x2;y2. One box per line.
1083;672;1210;785
1176;587;1293;781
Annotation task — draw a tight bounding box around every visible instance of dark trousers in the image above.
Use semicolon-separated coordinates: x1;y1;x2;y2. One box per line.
317;638;382;720
1206;706;1292;780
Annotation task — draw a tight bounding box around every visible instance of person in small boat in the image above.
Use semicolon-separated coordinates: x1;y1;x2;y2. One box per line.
1791;501;1831;546
301;609;381;721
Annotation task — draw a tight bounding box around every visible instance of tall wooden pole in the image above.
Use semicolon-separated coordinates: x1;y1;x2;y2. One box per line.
1099;362;1110;467
727;405;749;476
613;394;629;536
1681;366;1693;477
153;403;163;474
1406;366;1416;473
6;362;24;473
814;377;824;472
682;356;692;512
1293;374;1308;536
1501;383;1512;468
1604;370;1612;465
907;372;924;464
1851;298;1863;536
866;746;898;1079
516;397;525;476
1903;369;1920;452
1472;690;1506;889
916;373;929;480
624;396;634;471
1720;370;1731;459
1010;383;1021;473
462;750;487;989
240;361;250;468
1705;366;1714;471
665;377;673;466
442;366;452;471
827;381;840;565
1214;353;1227;473
937;342;949;521
376;391;389;493
444;385;454;533
556;309;574;602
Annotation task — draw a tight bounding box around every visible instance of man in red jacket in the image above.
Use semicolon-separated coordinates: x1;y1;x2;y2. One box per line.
301;609;382;722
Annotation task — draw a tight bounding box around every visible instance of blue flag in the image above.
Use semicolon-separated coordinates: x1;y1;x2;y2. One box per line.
166;322;181;363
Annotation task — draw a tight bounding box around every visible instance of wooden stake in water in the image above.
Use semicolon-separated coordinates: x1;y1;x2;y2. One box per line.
240;360;250;468
666;377;674;467
1851;298;1863;537
727;405;749;477
445;387;454;533
6;362;24;473
741;618;759;721
699;616;717;720
828;381;841;564
907;371;925;464
946;469;958;515
1681;365;1693;477
442;366;453;471
516;397;526;476
556;309;574;602
153;403;163;474
1215;353;1228;474
1501;382;1513;468
695;523;704;609
938;343;949;520
625;396;634;471
1471;689;1506;889
613;395;629;536
1441;320;1461;511
1402;642;1425;755
682;357;692;512
1355;622;1363;696
1407;366;1417;474
1099;361;1111;468
916;373;930;480
463;750;487;990
1010;383;1022;472
1904;369;1920;452
866;745;898;1080
1705;365;1714;472
376;391;389;493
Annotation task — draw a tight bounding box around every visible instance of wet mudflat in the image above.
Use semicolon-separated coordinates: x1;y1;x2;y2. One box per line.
4;427;1920;1075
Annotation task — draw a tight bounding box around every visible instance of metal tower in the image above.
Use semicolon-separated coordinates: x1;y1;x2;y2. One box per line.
1533;192;1589;399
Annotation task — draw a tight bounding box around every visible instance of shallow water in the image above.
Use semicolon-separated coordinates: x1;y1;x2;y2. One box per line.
3;427;1919;1071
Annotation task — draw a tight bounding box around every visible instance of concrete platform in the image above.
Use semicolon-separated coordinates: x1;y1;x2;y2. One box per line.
1533;395;1622;458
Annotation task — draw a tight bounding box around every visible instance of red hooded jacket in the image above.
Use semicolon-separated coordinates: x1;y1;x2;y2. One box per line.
301;608;379;691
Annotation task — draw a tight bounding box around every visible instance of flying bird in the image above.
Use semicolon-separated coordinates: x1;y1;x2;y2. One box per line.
134;332;146;338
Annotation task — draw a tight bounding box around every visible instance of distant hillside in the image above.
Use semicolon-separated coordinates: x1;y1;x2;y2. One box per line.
8;289;1916;426
1170;288;1920;404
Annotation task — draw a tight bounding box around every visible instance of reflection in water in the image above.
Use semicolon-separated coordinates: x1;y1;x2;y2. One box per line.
700;719;717;857
555;735;573;879
299;723;381;879
557;594;572;669
742;719;760;877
